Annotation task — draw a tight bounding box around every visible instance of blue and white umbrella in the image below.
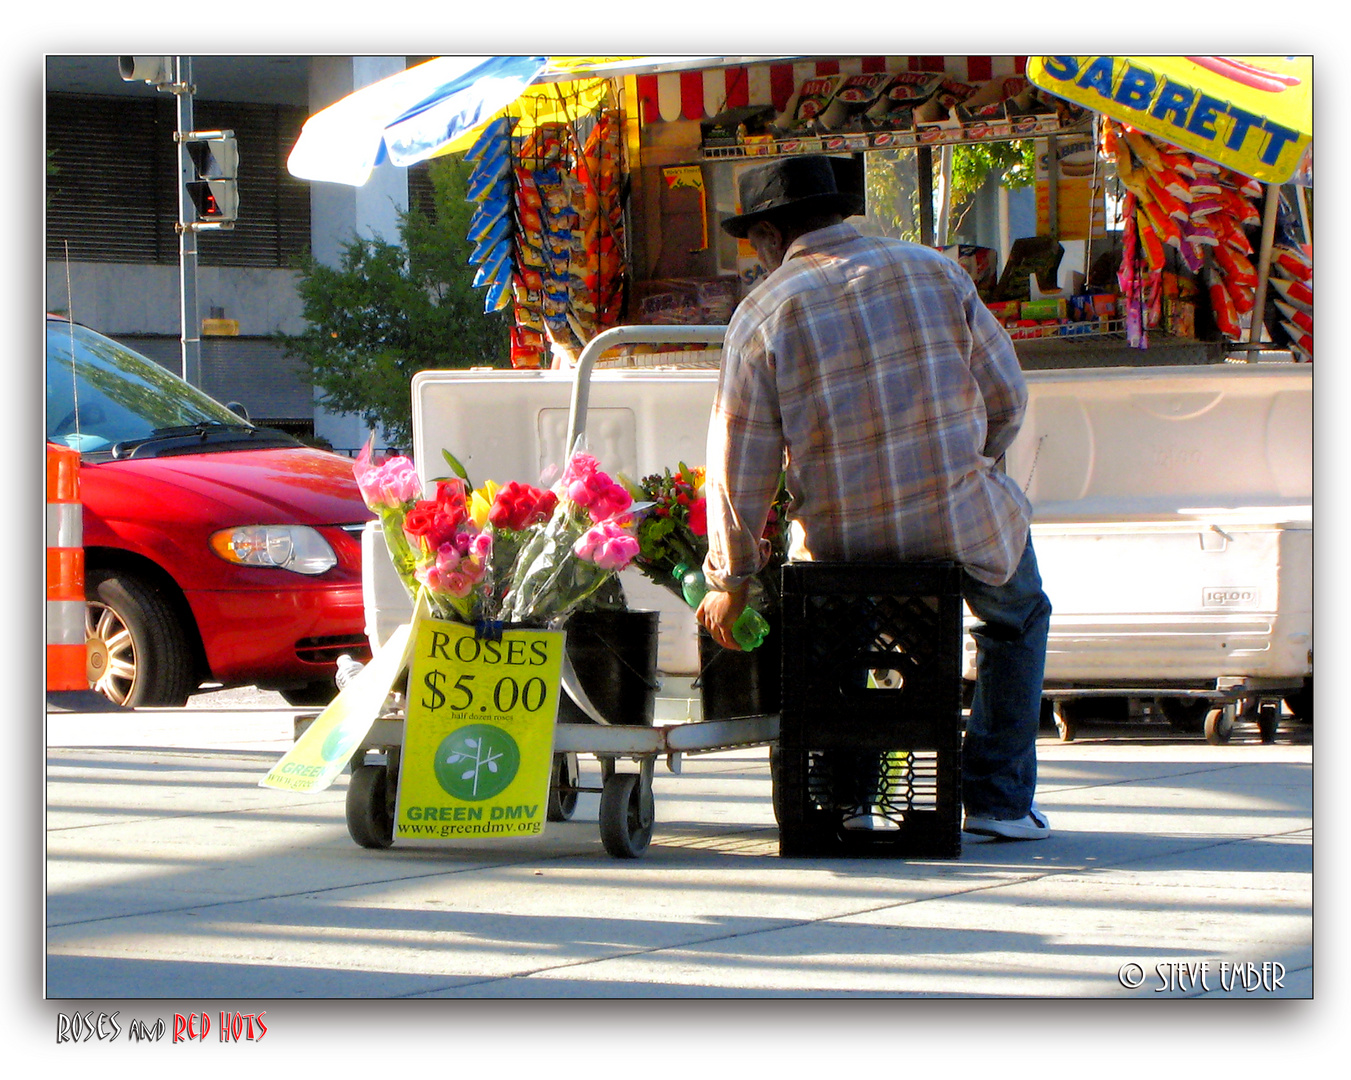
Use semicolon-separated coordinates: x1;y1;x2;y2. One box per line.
287;55;548;187
288;56;758;187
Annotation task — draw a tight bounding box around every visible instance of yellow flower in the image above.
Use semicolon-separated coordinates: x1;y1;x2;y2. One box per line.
469;479;501;529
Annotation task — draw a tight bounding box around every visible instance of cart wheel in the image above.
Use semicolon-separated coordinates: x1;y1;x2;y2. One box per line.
1284;678;1312;726
1052;701;1076;743
546;752;580;822
1204;705;1235;745
599;771;653;859
346;764;394;849
1257;700;1281;744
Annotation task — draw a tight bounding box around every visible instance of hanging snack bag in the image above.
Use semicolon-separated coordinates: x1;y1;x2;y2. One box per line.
1276;300;1313;336
464;116;516;163
1272;245;1313;282
469;214;514;266
515;266;545;293
514;167;543;212
515;203;544;237
1207;265;1241;339
515;232;547;271
514;296;546;333
471;240;512;289
468;152;512;202
1211;242;1258;288
1270;275;1313;315
468;192;512;242
483;274;512;314
1213;213;1255;255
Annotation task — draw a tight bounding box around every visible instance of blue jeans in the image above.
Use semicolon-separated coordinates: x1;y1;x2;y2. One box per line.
960;533;1051;820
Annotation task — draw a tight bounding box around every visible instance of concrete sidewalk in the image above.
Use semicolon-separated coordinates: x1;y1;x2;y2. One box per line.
45;703;1312;1003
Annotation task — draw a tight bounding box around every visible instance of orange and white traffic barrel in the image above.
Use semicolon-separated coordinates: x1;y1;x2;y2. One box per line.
46;441;93;693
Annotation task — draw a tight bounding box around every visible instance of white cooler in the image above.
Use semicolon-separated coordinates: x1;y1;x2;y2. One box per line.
991;361;1312;729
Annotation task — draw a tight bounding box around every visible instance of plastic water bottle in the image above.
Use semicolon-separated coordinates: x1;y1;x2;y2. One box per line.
674;562;770;651
335;654;365;691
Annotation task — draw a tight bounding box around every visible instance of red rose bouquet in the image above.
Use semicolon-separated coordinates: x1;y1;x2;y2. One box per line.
355;437;644;628
398;477;490;622
632;463;789;610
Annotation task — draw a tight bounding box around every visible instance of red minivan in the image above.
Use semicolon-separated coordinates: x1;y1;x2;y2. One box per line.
46;316;374;706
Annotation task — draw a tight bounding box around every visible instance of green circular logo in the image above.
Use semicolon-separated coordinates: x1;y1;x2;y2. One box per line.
434;724;520;801
321;721;364;763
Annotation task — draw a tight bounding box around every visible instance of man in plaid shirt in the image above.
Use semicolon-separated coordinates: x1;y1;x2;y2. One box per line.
697;156;1053;841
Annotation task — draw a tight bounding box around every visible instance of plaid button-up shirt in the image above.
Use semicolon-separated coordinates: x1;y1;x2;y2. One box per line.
703;223;1032;590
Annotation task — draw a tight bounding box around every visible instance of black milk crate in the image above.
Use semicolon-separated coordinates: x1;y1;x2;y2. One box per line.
776;561;964;858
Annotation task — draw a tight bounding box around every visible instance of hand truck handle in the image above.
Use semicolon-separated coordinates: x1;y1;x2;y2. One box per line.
565;324;728;453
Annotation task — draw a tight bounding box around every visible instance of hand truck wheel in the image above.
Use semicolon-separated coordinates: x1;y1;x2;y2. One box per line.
346;763;394;849
547;752;580;822
599;770;653;858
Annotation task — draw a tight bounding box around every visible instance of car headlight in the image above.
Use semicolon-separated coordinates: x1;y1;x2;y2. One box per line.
209;525;337;575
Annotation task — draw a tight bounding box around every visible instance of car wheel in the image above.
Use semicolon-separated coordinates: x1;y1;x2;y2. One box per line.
85;569;197;707
280;681;338;707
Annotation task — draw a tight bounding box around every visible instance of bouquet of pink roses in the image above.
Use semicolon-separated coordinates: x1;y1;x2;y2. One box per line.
354;437;644;629
498;450;643;623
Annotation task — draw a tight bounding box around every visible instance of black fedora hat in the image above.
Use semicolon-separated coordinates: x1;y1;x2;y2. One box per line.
720;155;865;239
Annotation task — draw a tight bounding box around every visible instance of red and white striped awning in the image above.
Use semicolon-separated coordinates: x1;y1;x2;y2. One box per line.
634;56;1029;124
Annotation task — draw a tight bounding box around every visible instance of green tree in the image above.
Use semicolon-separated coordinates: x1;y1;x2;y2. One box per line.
948;140;1036;239
282;155;510;448
862;149;921;241
862;141;1037;244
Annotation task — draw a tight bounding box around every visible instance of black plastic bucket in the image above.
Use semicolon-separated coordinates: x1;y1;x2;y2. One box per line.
557;610;661;727
696;617;781;720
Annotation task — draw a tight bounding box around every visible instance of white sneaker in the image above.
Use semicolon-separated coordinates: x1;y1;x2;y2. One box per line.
963;805;1050;840
841;807;900;832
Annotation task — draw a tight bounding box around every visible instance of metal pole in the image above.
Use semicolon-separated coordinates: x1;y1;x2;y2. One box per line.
916;146;934;247
1244;183;1282;353
934;143;953;247
1083;115;1101;287
566;325;726;454
175;56;201;386
1046;134;1060;239
997;184;1010;273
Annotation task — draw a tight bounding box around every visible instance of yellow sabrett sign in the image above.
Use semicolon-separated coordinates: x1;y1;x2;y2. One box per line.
394;619;564;842
1027;56;1311;184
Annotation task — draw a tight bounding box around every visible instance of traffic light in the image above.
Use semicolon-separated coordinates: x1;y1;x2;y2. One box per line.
118;55;174;86
184;132;239;226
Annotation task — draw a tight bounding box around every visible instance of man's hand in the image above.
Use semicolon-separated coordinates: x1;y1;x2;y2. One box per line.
696;582;750;651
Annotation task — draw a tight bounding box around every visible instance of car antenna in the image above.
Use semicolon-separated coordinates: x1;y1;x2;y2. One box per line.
62;240;80;448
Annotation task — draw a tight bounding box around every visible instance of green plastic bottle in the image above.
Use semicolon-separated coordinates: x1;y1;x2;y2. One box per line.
674;562;770;651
